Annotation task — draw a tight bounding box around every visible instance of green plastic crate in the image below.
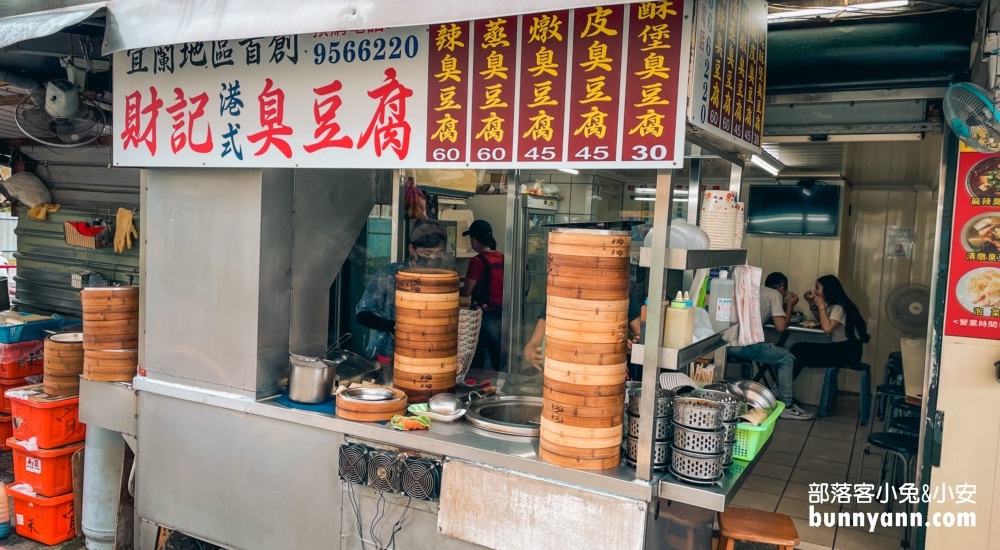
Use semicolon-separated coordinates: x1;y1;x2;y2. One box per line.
732;401;784;461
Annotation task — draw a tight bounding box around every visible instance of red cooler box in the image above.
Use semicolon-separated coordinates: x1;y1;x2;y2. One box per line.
8;438;83;497
8;483;75;545
0;339;44;379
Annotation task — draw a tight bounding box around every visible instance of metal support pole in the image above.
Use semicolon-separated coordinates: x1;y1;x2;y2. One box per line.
687;158;702;226
636;169;674;482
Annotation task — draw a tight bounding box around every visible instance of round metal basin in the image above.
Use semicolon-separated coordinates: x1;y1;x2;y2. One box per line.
463;396;542;437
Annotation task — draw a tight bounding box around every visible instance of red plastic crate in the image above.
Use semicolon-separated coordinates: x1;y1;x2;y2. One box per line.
8;483;75;545
0;339;44;379
0;413;11;451
8;438;83;497
0;378;29;414
6;385;85;449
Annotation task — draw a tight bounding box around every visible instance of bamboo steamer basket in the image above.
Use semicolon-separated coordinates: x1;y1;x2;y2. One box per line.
393;322;459;335
546;274;629;291
335;407;408;423
397;268;459;283
544;336;627;355
544;347;626;366
83;348;138;381
80;286;139;305
540;406;622;428
544;315;627;333
392;370;458;384
539;437;621;460
82;319;141;336
393;355;459;368
543;365;627;386
547;253;630;269
544;357;628;377
538;446;620;470
546;284;629;301
546;243;629;259
544;324;628;344
395;309;460;326
43;375;80;397
334;387;407;417
83;338;139;351
82;310;138;321
538;427;622;448
394;330;457;343
543;376;625;397
546;295;628;312
83;366;136;382
395;296;459;311
391;361;459;374
543;385;626;407
545;397;625;418
540;416;622;439
393;343;457;358
544;304;629;322
396;291;459;302
393;386;440;403
548;231;630;247
545;263;629;279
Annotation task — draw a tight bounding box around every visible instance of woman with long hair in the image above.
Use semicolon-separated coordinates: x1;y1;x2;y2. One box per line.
791;274;870;378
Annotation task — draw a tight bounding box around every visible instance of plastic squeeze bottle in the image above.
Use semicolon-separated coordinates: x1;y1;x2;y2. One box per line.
708;269;736;332
662;292;695;348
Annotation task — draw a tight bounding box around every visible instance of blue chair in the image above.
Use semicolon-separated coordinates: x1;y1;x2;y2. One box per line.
816;362;871;425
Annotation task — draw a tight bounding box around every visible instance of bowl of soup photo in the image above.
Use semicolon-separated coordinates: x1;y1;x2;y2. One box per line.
966;156;1000;200
963;213;1000;253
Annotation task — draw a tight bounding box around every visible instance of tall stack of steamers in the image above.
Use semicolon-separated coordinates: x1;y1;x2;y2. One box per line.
393;268;460;401
540;228;630;470
80;287;140;382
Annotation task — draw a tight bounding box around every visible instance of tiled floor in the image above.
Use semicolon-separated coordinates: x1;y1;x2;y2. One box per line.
730;395;910;550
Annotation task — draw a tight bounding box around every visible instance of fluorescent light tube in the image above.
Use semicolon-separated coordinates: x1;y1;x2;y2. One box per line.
768;0;908;20
750;153;785;176
558;168;579;175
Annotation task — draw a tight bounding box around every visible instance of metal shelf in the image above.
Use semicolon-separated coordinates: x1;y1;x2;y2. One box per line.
629;325;738;367
638;247;746;270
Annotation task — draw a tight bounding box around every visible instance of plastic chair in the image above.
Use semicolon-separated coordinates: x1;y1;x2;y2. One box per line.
817;363;871;425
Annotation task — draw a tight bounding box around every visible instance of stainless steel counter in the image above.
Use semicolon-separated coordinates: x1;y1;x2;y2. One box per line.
131;377;770;510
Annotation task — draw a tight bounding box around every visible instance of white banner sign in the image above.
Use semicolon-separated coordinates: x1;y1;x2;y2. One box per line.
114;28;430;168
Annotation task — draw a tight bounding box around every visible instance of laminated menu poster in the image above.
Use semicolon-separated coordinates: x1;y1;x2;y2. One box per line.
945;150;1000;338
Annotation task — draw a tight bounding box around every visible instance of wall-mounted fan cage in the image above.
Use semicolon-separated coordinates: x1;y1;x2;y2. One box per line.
943;33;1000;152
14;50;108;148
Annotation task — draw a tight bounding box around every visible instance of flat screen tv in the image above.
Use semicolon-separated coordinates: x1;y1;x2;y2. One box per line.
746;185;841;236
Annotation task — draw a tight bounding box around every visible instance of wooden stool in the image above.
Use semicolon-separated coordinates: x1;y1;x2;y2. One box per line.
717;507;799;550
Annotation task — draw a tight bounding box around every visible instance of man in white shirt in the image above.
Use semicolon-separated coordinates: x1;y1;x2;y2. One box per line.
729;272;813;420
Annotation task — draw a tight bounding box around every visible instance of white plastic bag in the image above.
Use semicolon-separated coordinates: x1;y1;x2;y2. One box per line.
1;172;51;207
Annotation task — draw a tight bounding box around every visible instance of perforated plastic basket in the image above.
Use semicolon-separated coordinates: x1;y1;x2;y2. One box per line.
732;401;784;462
0;314;63;344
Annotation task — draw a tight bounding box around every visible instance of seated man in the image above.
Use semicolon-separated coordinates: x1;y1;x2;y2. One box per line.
729;272;813;420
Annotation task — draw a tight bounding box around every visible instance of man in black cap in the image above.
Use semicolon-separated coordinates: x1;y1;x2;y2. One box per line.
460;220;505;370
356;220;449;360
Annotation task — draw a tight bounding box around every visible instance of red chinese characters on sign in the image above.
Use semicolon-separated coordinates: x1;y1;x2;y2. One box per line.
358;68;414;160
621;1;683;162
247;78;294;158
165;89;214;154
567;5;625;162
516;11;570;163
120;87;164;155
426;22;470;162
945;151;1000;339
470;17;519;163
304;80;353;153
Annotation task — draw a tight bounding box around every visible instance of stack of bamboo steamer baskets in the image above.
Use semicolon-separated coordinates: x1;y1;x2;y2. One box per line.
81;287;139;382
43;333;84;396
393;268;459;402
540;228;630;470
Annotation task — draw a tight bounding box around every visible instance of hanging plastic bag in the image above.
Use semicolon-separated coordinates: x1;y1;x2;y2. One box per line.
404;176;427;219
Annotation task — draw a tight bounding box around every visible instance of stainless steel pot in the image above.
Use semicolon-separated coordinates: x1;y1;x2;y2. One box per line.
289;353;337;404
623;436;670;468
672;423;727;454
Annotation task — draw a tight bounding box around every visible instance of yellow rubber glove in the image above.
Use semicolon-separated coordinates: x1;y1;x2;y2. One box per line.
114;207;138;253
27;203;60;221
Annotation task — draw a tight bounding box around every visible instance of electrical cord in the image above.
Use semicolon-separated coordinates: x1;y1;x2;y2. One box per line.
347;481;368;550
387;497;412;550
369;490;387;549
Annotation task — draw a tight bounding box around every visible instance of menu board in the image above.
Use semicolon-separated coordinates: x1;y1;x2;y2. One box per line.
944;150;1000;338
687;0;767;153
114;1;692;169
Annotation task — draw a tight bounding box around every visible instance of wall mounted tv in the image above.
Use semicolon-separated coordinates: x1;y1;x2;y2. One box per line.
745;184;841;236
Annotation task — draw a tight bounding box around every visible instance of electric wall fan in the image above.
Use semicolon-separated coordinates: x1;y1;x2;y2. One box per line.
14;79;106;148
942;82;1000;153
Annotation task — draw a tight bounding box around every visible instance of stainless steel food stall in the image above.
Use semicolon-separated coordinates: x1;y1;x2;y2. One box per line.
74;0;780;548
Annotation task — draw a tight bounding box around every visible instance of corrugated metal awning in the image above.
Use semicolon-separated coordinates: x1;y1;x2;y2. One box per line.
0;0;644;54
